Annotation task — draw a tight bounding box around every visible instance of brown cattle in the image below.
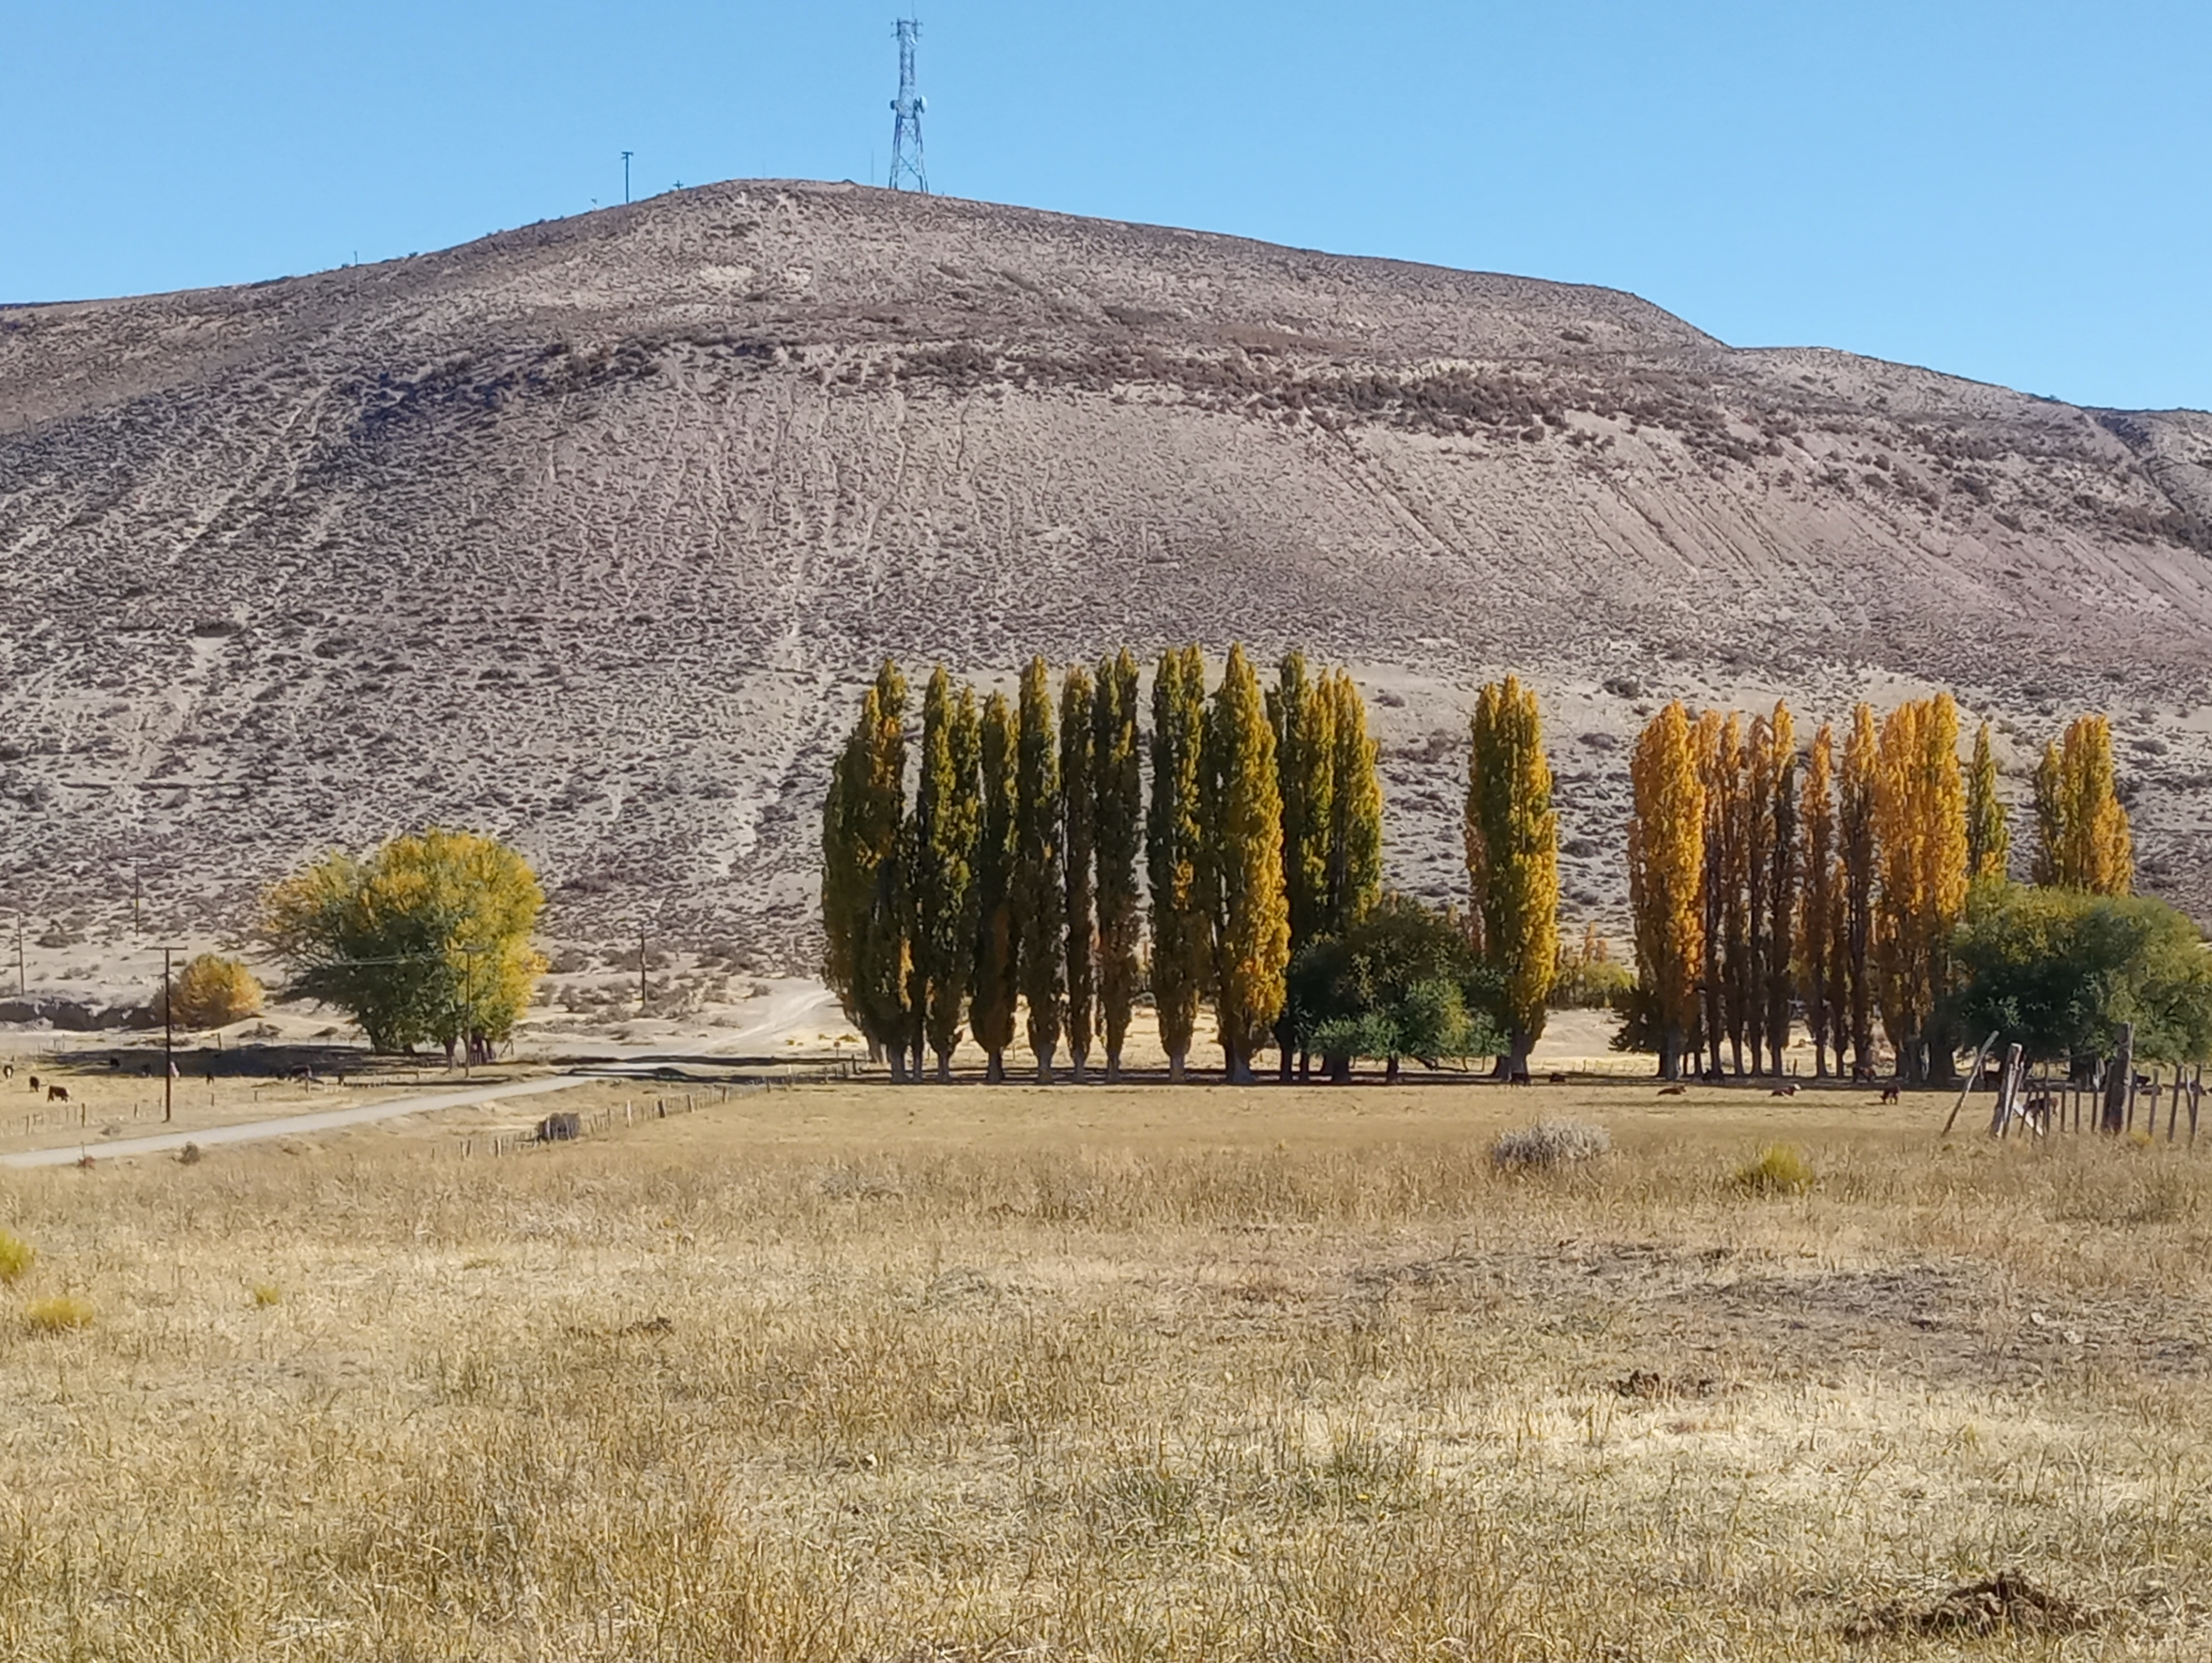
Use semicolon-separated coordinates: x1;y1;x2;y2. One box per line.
1880;1084;1901;1104
46;1084;69;1103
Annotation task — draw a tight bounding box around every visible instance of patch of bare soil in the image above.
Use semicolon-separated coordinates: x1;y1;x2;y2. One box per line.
1845;1571;2091;1640
1353;1239;2212;1387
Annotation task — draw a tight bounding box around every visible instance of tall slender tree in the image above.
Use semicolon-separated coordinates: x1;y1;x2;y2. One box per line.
1744;710;1778;1070
1798;722;1839;1077
1092;649;1144;1083
1148;646;1210;1082
1269;652;1336;1079
1466;676;1560;1077
1838;703;1880;1078
911;669;982;1080
970;691;1021;1083
1761;700;1799;1075
1698;712;1750;1073
821;661;913;1076
1966;719;2012;883
2037;715;2134;894
1322;669;1384;934
1628;702;1706;1081
1873;694;1967;1083
1059;667;1097;1081
1202;645;1290;1083
1016;657;1065;1082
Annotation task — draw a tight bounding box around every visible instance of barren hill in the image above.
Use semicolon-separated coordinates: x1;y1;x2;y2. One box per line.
5;179;2212;968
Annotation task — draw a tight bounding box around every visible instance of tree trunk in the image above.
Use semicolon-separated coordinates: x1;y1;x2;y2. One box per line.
1326;1052;1351;1084
1035;1043;1056;1086
1385;1055;1401;1085
933;1049;954;1083
888;1047;910;1085
1069;1047;1087;1084
1660;1028;1683;1083
1276;1020;1296;1083
1167;1051;1186;1085
986;1050;1006;1085
1104;1048;1122;1084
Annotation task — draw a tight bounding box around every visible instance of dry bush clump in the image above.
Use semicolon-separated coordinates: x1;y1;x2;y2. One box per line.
21;1293;92;1331
1490;1119;1611;1169
1733;1141;1816;1195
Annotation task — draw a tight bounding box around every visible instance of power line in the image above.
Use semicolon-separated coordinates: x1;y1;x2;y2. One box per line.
888;17;929;194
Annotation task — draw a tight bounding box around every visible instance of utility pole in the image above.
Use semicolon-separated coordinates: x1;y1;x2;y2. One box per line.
13;911;22;999
160;946;177;1123
622;150;634;205
638;921;649;1014
888;17;929;194
133;869;142;940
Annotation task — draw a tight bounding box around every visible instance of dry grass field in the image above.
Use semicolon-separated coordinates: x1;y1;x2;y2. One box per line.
4;1076;2211;1660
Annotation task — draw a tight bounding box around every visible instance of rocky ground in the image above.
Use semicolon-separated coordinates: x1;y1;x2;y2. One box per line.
3;179;2209;978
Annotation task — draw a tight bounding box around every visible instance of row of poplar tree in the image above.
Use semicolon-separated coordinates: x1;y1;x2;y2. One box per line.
1625;696;2133;1082
820;647;1388;1083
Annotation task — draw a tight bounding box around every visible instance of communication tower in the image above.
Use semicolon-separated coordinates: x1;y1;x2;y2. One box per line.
888;18;929;193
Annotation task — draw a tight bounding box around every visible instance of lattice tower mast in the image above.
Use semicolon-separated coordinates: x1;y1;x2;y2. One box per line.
889;18;929;193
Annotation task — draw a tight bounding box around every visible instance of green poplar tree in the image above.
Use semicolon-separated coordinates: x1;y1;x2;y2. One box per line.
1060;666;1097;1081
1966;719;2011;883
970;691;1021;1083
911;669;981;1080
1268;652;1335;1079
1148;645;1210;1082
1016;657;1065;1081
820;661;913;1077
1092;649;1144;1082
1465;676;1559;1078
1323;670;1383;932
1203;645;1290;1084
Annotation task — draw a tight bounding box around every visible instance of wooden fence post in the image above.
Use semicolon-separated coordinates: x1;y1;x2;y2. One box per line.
1989;1044;2024;1138
2103;1025;2133;1134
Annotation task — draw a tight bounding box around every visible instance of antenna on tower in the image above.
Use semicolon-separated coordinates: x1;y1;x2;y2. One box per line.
888;17;929;194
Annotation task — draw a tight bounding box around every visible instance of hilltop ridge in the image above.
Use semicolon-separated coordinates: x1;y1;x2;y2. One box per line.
3;179;2210;965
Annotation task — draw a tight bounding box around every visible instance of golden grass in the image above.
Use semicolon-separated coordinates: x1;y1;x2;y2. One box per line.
2;1078;2210;1659
1733;1140;1817;1195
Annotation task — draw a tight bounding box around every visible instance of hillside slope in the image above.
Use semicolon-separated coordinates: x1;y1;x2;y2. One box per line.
4;179;2210;965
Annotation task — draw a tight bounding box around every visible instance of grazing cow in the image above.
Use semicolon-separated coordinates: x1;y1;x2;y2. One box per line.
1880;1084;1901;1104
46;1084;69;1103
1659;1084;1689;1097
1770;1083;1801;1098
27;1075;39;1091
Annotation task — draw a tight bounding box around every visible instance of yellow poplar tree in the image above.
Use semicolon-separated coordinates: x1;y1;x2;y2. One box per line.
1796;723;1841;1077
1697;711;1749;1073
1466;676;1559;1076
1873;694;1967;1082
1838;704;1880;1077
1322;669;1384;933
1202;645;1290;1083
1269;652;1337;1078
1759;701;1798;1075
1628;702;1706;1081
2036;715;2133;894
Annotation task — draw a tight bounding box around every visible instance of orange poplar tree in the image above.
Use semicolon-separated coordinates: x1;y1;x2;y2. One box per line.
1628;702;1706;1081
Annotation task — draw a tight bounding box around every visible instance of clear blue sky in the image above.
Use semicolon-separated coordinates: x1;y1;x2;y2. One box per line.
6;0;2207;411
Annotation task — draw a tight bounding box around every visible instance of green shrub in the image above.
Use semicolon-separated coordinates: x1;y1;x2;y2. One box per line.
0;1229;33;1284
23;1295;93;1332
1733;1144;1815;1196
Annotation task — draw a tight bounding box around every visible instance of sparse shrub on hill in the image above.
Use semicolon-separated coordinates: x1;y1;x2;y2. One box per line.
165;954;263;1029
